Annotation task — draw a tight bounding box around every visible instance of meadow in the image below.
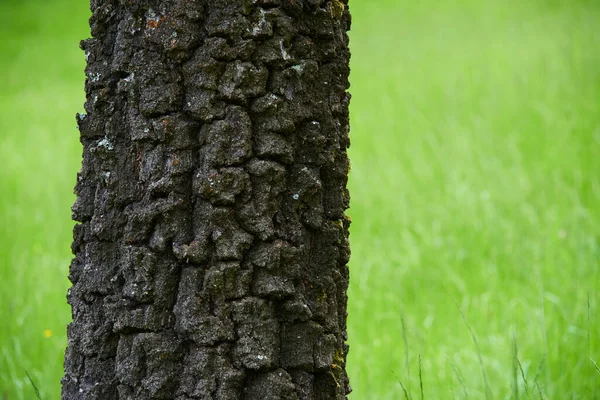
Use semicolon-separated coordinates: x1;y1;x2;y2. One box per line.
1;0;599;398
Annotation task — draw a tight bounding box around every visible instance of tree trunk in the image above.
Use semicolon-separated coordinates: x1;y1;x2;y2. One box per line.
63;0;351;399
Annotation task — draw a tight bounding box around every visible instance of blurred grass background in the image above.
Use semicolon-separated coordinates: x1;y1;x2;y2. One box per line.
1;0;599;399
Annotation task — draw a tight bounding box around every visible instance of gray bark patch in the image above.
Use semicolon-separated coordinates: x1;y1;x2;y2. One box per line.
65;0;351;398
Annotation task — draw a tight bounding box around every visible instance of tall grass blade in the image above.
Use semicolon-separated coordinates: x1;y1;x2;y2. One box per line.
589;292;597;399
512;333;519;400
401;312;411;379
456;301;491;400
517;358;531;399
447;356;468;399
590;357;600;376
588;291;591;358
418;354;424;400
392;369;412;400
25;370;42;400
536;269;549;382
535;381;545;400
532;355;546;386
400;311;412;399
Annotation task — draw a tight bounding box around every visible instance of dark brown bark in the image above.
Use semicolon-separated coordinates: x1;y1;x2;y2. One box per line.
63;1;351;399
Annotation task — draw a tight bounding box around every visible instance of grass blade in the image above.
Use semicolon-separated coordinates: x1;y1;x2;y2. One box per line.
401;312;411;379
588;292;591;358
517;358;531;399
400;310;413;399
532;355;546;386
447;356;468;399
589;292;598;399
25;370;42;400
456;300;491;400
392;369;412;400
536;269;549;382
590;357;600;376
535;381;545;400
419;354;424;400
512;333;519;400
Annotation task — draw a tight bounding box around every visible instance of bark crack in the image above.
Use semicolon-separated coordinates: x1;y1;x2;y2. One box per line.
64;0;351;398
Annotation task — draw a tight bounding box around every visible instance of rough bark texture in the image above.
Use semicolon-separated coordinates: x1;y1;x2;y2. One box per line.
63;1;351;399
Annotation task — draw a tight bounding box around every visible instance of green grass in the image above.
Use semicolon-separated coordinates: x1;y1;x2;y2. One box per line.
0;1;88;398
0;0;599;399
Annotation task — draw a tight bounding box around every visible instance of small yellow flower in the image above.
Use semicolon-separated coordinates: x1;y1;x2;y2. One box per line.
43;330;52;338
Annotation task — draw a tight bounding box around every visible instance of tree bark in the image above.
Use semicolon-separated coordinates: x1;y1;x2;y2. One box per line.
63;1;351;399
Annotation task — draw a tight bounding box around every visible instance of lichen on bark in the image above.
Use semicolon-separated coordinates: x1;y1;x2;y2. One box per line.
64;0;351;399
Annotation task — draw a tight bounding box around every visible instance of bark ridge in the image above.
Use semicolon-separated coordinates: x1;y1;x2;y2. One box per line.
64;0;351;398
